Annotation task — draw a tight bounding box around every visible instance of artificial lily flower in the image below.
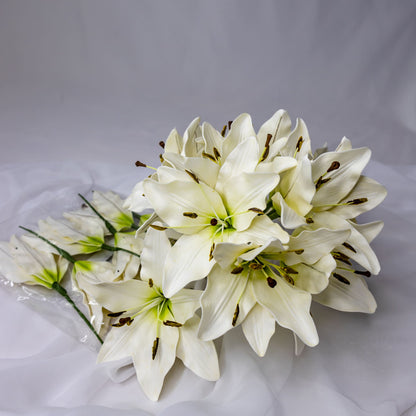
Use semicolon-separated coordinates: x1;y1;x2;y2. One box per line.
38;216;106;255
88;227;219;401
90;190;135;232
199;227;350;356
0;234;68;288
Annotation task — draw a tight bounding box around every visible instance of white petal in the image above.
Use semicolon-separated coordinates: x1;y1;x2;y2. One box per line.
213;241;254;268
163;228;214;297
329;176;387;219
199;264;253;340
311;147;371;206
252;274;318;346
221;172;279;231
283;228;350;266
272;192;307;229
278;157;315;217
140;227;171;287
280;118;311;160
256;156;297;174
177;315;220;381
164;128;183;154
156;166;191;183
202;121;223;156
169;288;202;324
335;136;352;152
216;137;260;188
241;303;275;357
143;179;227;235
313;271;377;313
183;117;202;157
257;109;292;150
161;152;186;170
113;232;143;280
185;157;220;188
291;254;336;294
352;221;384;243
124;181;153;213
222;113;256;159
81;278;154;312
0;241;27;283
233;214;290;245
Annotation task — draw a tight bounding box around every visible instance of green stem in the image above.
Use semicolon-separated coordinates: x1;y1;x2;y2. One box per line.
19;226;76;264
101;243;141;259
52;282;103;344
78;193;117;235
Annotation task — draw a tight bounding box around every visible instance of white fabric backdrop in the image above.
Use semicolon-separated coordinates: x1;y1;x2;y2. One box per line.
0;1;415;415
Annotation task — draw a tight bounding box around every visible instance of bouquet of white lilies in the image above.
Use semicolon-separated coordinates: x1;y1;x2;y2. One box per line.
0;109;386;401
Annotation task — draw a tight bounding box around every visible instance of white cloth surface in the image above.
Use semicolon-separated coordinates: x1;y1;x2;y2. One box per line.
0;1;415;415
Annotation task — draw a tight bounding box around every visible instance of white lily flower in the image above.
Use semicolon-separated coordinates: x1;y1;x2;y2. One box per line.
91;190;134;231
88;228;219;401
199;227;349;355
143;143;288;296
0;235;68;288
38;216;106;255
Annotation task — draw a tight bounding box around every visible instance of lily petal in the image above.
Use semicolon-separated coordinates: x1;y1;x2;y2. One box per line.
163;228;215;297
329;176;387;219
199;264;254;340
272;192;308;229
257;109;292;150
241;303;275;357
252;273;318;346
176;315;220;381
312;147;371;207
140;227;171;287
124;181;153;213
313;270;377;313
202;121;223;156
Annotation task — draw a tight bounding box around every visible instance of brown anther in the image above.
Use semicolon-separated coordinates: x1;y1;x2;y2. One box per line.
260;145;270;162
283;266;298;274
306;218;314;224
221;125;227;137
327;161;340;172
202;152;217;162
315;176;331;190
296;136;304;152
333;273;350;285
283;274;295;285
265;133;273;148
185;169;199;183
248;207;264;214
294;249;304;255
355;270;371;277
152;337;159;360
267;276;277;288
107;311;126;318
213;147;221;160
159;140;165;148
210;218;218;226
209;243;215;261
232;304;239;326
183;212;198;218
249;262;264;270
81;203;88;209
163;320;182;327
231;266;244;274
332;251;352;265
112;317;133;327
135;161;147;167
346;198;368;205
159;154;164;163
342;242;357;253
149;224;168;231
148;278;153;288
228;120;233;130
